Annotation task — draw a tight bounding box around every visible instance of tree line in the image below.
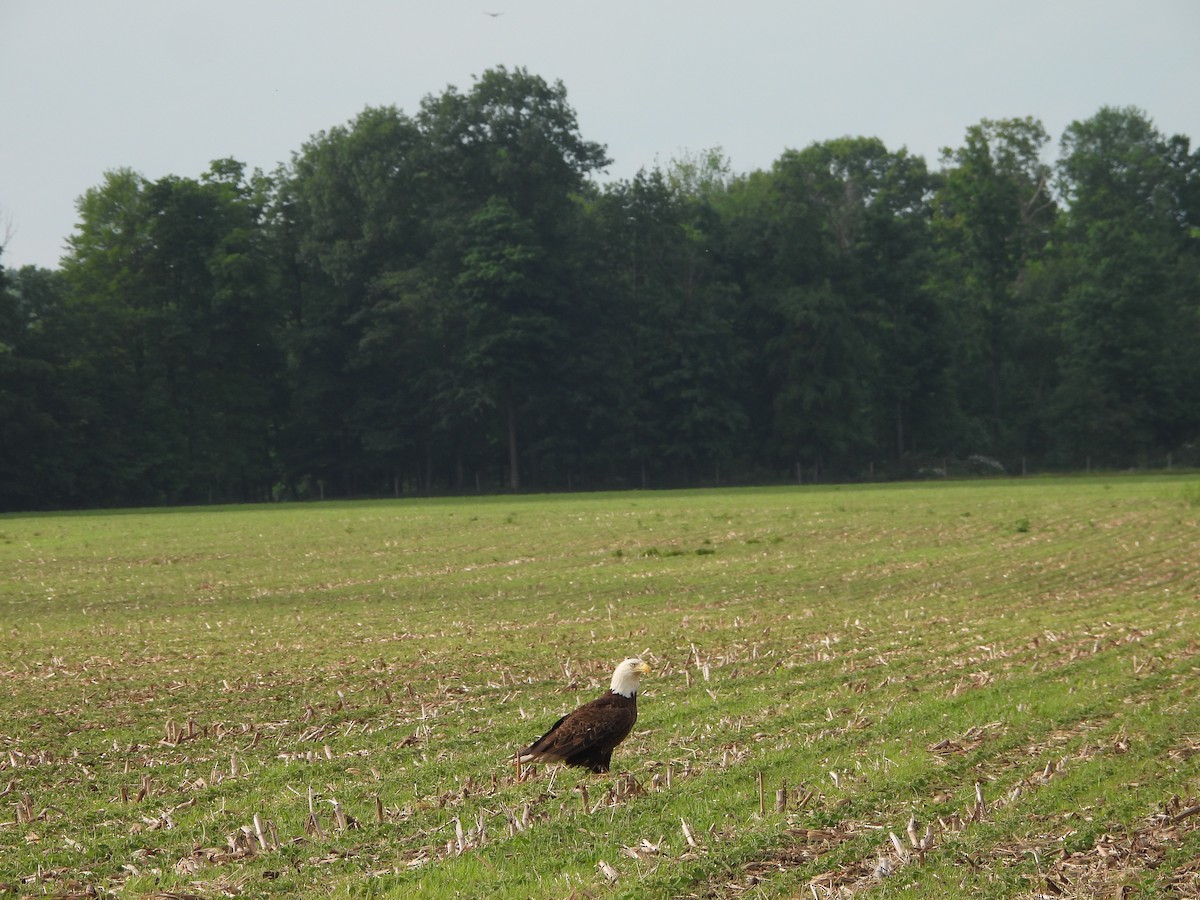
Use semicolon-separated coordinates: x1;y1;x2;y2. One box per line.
2;67;1198;511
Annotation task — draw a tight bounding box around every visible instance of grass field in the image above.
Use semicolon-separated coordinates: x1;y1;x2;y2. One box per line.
1;476;1199;898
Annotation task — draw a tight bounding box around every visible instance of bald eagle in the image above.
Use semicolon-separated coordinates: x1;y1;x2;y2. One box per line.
519;657;651;774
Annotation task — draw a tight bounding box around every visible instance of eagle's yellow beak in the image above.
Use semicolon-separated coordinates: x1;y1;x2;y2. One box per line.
635;661;652;675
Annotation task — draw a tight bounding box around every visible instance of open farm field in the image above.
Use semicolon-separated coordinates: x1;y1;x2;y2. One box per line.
2;476;1199;898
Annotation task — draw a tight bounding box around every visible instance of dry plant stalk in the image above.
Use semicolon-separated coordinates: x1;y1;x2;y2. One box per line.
972;782;985;821
888;831;908;862
253;813;269;851
906;815;934;862
14;793;34;824
906;815;920;850
681;816;699;847
615;773;643;800
1169;803;1200;824
305;786;324;838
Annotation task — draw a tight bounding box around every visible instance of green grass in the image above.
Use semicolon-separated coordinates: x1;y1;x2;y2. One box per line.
1;476;1199;897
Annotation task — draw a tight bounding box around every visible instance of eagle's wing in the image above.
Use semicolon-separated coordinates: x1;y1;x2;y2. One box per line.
520;693;636;764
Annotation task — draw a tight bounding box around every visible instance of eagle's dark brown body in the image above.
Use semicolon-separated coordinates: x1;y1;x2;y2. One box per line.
520;689;638;774
519;657;650;773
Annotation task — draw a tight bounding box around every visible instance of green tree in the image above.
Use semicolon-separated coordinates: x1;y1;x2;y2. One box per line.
454;197;547;489
931;117;1059;459
0;262;67;509
724;137;935;476
414;67;610;490
586;168;746;487
279;70;608;494
415;66;609;231
274;105;427;495
60;168;164;503
1049;107;1200;465
61;161;281;504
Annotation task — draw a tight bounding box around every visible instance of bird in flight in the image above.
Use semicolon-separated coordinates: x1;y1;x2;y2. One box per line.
483;11;504;17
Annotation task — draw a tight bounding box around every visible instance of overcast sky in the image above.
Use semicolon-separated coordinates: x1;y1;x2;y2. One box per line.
2;0;1198;270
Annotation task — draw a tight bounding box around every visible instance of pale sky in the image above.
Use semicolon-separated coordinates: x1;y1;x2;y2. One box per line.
2;0;1198;270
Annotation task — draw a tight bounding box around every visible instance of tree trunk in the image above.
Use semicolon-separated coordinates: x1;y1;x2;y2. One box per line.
506;390;520;491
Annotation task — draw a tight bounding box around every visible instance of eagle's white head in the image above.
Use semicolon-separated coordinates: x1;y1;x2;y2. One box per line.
610;657;652;698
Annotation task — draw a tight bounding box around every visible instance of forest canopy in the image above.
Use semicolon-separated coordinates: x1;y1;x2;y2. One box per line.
2;67;1198;510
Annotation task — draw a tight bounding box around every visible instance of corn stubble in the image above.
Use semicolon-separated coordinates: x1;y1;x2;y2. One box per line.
1;476;1198;897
